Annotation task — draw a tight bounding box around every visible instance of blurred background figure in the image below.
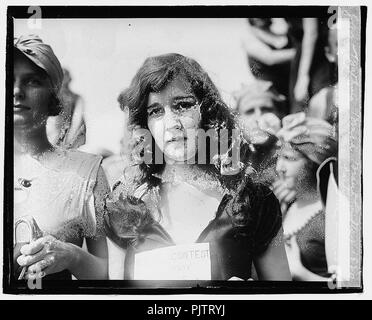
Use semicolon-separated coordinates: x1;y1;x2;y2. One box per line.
286;18;335;114
243;18;295;115
308;24;338;129
101;136;130;190
274;112;337;280
234;79;285;129
47;68;86;149
233;79;284;182
101;93;132;190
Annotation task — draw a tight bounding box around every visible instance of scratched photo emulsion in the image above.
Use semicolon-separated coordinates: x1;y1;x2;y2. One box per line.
4;5;364;294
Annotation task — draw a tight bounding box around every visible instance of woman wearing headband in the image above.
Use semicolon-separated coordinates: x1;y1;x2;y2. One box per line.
104;53;291;281
274;112;337;280
233;79;284;182
13;35;109;280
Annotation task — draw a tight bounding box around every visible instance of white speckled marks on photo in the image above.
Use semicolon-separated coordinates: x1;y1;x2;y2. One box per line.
332;6;362;289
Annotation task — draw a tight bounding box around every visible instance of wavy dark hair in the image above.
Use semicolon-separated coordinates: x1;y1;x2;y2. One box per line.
117;53;266;230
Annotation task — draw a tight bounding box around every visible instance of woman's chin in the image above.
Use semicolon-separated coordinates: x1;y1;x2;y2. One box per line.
164;151;197;164
165;155;188;164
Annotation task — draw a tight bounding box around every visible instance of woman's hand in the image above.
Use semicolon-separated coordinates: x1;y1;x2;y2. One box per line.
284;235;304;280
240;113;281;147
258;113;281;135
16;235;78;279
294;74;310;102
272;35;288;49
272;179;296;214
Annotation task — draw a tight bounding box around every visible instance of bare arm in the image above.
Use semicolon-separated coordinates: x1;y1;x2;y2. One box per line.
298;18;318;76
68;237;108;279
308;88;328;119
293;18;318;102
292;266;330;281
18;235;108;280
250;25;288;49
297;18;318;78
106;239;127;280
253;228;292;281
243;24;295;66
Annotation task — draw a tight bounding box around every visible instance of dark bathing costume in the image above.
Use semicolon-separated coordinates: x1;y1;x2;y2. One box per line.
106;181;282;281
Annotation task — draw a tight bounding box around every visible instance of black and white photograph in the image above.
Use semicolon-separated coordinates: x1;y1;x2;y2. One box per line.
1;2;368;300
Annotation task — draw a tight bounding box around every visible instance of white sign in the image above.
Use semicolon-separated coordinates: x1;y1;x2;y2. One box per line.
134;243;211;280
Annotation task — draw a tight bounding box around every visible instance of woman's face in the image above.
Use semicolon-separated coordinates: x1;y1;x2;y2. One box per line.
13;54;53;131
146;76;201;163
276;145;312;193
238;95;278;129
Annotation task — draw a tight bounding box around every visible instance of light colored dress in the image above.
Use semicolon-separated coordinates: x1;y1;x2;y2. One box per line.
14;149;103;244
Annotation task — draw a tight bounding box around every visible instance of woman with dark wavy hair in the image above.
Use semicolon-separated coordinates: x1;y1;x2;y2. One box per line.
105;53;291;281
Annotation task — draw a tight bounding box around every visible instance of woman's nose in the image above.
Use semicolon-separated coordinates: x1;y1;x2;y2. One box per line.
276;158;285;175
254;107;262;119
14;81;25;101
164;108;182;130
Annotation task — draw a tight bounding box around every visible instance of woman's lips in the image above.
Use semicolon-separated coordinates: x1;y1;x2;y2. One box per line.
166;136;187;144
14;105;30;113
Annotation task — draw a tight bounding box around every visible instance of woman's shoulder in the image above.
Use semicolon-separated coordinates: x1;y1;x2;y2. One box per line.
59;148;102;162
56;148;103;178
101;154;131;190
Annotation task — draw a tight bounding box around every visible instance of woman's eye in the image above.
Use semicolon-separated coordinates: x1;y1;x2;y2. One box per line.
148;107;164;118
284;155;297;161
174;102;195;112
26;78;42;86
244;109;255;115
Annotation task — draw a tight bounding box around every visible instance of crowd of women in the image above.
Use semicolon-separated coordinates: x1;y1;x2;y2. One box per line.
13;17;339;283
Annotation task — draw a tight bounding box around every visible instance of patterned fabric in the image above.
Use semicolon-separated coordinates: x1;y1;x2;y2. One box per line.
286;18;334;113
14;149;103;243
296;209;329;277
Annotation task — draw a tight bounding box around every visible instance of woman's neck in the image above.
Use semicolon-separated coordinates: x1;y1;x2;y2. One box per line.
164;163;194;175
14;126;54;158
160;164;225;199
295;185;321;209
